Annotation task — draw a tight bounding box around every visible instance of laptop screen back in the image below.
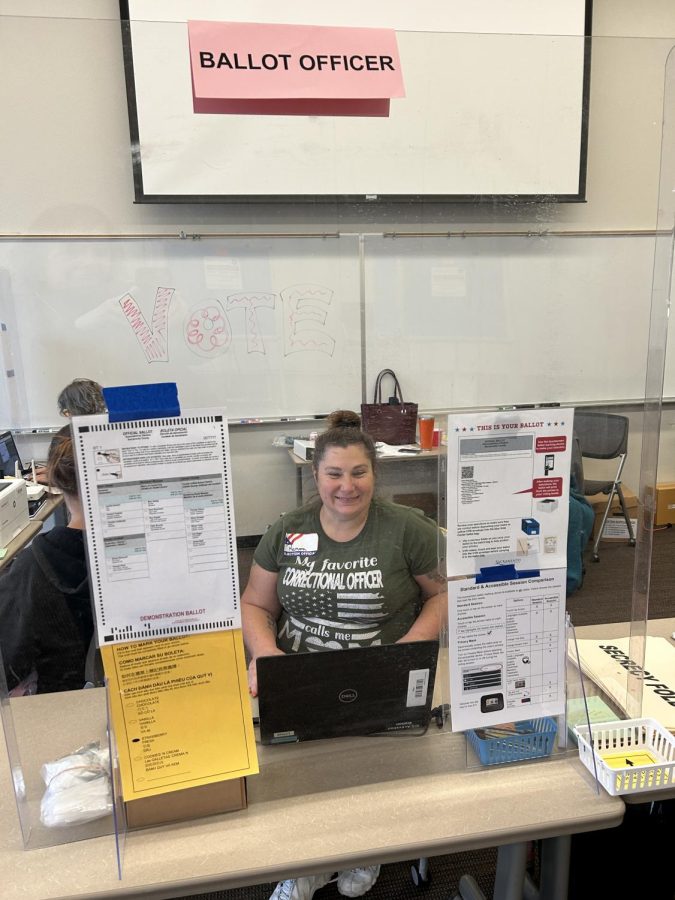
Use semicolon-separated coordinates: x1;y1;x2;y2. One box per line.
257;641;439;744
0;431;23;478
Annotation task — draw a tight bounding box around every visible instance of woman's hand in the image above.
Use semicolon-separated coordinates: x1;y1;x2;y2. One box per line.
29;465;49;485
247;647;285;697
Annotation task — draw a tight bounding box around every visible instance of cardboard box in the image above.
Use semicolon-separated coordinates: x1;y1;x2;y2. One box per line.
655;482;675;526
586;486;638;539
293;438;314;461
125;777;247;829
0;478;29;547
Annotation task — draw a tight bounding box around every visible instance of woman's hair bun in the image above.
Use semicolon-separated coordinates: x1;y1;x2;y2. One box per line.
326;409;361;430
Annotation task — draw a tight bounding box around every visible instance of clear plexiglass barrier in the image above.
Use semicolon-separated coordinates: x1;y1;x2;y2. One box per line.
0;11;673;892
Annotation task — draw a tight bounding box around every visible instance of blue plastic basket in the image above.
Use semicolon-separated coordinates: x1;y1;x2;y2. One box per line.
466;717;558;766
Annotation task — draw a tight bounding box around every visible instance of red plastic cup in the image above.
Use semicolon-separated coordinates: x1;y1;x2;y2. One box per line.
419;416;435;451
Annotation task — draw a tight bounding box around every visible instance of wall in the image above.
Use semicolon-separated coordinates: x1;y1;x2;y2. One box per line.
2;0;675;533
1;0;674;234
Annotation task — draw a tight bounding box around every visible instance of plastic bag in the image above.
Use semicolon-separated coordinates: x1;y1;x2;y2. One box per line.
40;741;113;828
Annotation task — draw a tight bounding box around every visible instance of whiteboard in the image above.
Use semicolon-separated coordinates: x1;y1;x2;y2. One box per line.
0;232;661;431
363;234;656;410
0;237;362;428
122;0;589;201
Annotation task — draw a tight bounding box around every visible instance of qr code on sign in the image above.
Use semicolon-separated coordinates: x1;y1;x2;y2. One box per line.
461;466;474;479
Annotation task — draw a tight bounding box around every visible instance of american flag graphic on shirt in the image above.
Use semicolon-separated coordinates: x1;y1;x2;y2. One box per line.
283;532;319;555
278;554;387;650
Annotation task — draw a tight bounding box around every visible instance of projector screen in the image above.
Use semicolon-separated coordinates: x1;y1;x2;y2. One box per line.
120;0;591;202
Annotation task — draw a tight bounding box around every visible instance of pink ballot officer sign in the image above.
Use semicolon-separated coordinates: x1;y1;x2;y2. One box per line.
188;20;405;117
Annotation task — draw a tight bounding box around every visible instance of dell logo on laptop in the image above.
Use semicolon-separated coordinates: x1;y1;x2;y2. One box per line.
339;688;358;703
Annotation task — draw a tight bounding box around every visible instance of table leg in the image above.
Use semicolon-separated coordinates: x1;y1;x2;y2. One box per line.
455;841;527;900
522;835;570;900
491;842;528;900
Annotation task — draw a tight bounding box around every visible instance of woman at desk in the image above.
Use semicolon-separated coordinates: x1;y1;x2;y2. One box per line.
0;427;93;694
242;410;446;900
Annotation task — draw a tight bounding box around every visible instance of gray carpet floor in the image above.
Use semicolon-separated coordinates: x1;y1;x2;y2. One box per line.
567;522;675;625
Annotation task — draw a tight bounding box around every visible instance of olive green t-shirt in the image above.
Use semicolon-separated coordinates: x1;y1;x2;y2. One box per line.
254;497;440;653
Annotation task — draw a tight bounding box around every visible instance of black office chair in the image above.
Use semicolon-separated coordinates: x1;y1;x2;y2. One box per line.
570;436;584;495
573;411;636;562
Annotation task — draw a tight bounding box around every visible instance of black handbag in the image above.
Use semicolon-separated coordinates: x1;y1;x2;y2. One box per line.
361;369;418;445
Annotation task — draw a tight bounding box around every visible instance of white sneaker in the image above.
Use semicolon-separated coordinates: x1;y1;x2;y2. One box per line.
269;872;334;900
336;865;381;897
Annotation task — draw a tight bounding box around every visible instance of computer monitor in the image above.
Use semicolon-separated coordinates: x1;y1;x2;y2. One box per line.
0;430;24;478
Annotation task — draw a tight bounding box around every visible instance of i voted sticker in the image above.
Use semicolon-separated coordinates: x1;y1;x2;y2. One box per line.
283;532;319;555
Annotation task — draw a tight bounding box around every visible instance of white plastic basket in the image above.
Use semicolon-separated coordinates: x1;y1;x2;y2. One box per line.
574;717;675;796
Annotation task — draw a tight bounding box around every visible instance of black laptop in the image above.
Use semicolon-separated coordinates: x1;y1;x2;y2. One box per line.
257;641;439;744
0;430;23;479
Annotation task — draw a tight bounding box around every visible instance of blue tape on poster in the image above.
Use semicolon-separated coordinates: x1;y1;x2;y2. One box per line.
475;564;540;584
102;383;180;423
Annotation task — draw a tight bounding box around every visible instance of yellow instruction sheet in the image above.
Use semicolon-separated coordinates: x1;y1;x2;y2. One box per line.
102;629;258;801
600;750;658;769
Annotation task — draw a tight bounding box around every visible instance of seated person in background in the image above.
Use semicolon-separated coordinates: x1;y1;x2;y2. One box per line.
0;427;93;694
242;410;446;900
33;378;107;484
57;377;107;418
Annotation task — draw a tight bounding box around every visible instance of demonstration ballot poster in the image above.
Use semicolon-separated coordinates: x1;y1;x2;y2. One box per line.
72;410;240;645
